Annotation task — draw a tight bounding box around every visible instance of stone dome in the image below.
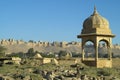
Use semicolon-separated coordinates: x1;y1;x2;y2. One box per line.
83;7;109;29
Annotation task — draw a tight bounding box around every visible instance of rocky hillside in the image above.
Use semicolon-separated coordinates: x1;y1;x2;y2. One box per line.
4;44;81;54
0;39;120;56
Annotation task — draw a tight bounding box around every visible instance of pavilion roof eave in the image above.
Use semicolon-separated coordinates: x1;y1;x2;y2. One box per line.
77;33;115;38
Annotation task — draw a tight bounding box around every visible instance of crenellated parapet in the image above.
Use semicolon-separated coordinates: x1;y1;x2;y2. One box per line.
0;39;25;46
0;39;81;48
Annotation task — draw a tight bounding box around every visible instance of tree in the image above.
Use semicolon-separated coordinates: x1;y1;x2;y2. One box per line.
58;50;67;59
29;40;34;43
26;48;34;57
0;46;7;57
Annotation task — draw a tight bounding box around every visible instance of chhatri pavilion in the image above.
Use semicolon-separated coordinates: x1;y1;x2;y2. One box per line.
77;6;115;68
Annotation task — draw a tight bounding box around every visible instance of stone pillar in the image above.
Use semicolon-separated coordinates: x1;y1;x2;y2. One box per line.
95;41;98;61
108;40;112;60
82;41;85;61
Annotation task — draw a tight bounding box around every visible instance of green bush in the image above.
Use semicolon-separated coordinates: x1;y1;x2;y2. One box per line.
0;46;7;57
97;68;114;76
41;53;55;58
7;52;25;58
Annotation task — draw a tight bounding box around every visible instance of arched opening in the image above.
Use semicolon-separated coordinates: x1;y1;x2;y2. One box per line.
83;41;95;58
98;40;109;58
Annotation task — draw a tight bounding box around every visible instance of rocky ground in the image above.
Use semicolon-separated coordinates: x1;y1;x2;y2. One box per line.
0;58;120;80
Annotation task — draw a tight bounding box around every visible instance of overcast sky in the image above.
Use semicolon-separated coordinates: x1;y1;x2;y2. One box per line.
0;0;119;44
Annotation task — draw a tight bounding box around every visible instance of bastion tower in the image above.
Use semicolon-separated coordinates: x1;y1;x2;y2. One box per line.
77;6;115;68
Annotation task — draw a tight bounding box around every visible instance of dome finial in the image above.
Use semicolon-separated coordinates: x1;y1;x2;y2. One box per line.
94;5;96;11
93;5;98;15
